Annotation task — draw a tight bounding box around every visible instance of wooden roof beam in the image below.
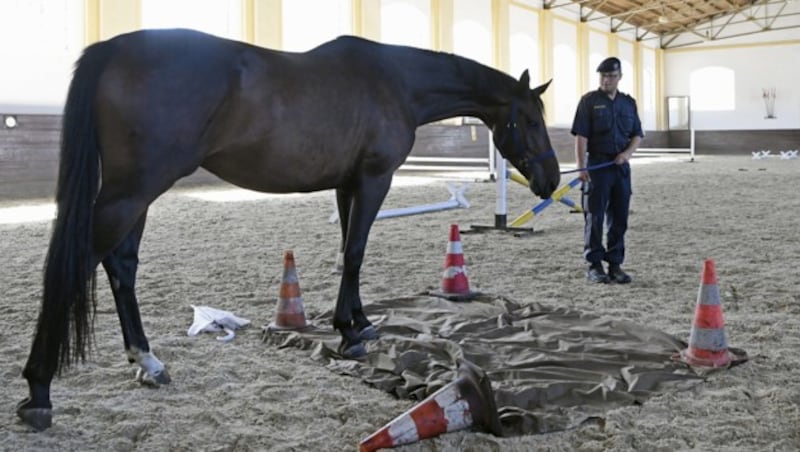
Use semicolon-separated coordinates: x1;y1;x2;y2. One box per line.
665;22;800;48
657;0;788;40
579;0;611;22
584;0;697;23
625;7;800;36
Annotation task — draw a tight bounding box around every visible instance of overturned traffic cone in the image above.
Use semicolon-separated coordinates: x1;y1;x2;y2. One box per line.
359;359;501;452
267;250;309;331
430;224;481;301
675;259;744;368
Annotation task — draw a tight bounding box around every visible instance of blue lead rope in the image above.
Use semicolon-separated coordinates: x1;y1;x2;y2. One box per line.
560;160;615;174
530;148;616;174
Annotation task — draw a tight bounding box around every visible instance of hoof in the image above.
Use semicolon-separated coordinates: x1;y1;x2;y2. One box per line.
16;399;52;432
338;341;367;360
358;325;379;341
136;368;172;387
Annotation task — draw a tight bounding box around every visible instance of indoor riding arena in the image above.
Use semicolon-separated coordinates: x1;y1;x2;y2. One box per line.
2;1;799;451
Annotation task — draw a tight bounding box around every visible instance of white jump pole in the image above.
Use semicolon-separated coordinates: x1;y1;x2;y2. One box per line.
328;182;470;224
375;182;470;220
488;132;497;178
494;151;508;228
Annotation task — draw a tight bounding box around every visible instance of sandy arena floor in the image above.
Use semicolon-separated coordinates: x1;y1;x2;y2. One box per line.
2;155;799;451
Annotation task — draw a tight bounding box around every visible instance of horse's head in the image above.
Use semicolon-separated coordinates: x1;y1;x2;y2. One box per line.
492;71;560;199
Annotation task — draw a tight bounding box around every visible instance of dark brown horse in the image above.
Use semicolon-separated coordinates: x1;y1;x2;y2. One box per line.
17;28;559;430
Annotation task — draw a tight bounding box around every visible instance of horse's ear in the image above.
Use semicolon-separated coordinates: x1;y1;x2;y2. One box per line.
518;70;531;88
532;79;553;97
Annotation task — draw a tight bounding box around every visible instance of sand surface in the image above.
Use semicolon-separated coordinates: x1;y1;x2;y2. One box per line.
2;155;799;451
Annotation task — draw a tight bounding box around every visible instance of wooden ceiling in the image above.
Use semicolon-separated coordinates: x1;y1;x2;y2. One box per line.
545;0;800;48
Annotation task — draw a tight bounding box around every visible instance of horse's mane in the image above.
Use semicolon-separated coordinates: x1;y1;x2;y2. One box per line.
325;37;545;113
321;36;514;92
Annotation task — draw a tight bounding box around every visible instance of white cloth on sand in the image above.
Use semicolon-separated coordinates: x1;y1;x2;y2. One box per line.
187;305;251;342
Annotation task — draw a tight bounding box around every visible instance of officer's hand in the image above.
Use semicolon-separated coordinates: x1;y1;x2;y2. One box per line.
615;151;632;165
578;170;590;182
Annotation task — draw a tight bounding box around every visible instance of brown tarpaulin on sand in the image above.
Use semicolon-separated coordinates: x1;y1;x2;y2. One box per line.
263;294;744;436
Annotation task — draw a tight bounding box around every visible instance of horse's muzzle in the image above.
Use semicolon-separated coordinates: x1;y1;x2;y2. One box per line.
528;160;559;199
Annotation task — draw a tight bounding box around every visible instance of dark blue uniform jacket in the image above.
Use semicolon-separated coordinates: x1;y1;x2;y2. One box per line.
571;89;644;155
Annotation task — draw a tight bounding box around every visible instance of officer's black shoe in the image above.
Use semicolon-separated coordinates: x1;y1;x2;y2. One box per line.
608;264;632;284
586;264;610;283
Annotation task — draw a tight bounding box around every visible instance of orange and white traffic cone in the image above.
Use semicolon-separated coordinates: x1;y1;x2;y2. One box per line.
675;259;742;368
267;250;309;331
430;224;480;301
359;359;501;452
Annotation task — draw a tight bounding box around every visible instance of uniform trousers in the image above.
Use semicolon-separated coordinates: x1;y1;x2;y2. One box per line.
581;154;632;265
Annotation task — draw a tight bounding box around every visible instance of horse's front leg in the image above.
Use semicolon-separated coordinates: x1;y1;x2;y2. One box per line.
335;174;393;358
333;188;353;275
102;212;170;386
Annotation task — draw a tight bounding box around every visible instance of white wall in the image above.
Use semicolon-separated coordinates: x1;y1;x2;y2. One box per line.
3;0;797;132
453;0;492;67
640;46;657;130
587;30;608;89
665;39;800;130
509;5;540;86
380;0;430;48
551;18;577;126
282;0;351;52
141;0;242;39
0;0;83;113
616;39;635;96
549;1;659;130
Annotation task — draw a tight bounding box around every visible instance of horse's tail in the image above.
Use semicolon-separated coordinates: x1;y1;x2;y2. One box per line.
31;40;115;377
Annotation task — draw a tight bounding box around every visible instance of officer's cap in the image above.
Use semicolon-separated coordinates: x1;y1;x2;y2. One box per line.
597;57;621;73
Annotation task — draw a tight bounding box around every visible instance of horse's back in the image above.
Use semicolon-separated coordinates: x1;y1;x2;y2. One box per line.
92;30;399;132
86;29;419;193
93;29;409;132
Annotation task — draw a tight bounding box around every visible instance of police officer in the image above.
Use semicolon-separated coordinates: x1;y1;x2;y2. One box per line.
571;57;643;284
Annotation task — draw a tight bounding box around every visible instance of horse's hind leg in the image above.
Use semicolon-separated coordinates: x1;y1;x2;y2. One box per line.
16;184;167;430
101;210;170;386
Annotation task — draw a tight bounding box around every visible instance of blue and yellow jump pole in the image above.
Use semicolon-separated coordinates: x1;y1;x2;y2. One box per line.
509;175;582;227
